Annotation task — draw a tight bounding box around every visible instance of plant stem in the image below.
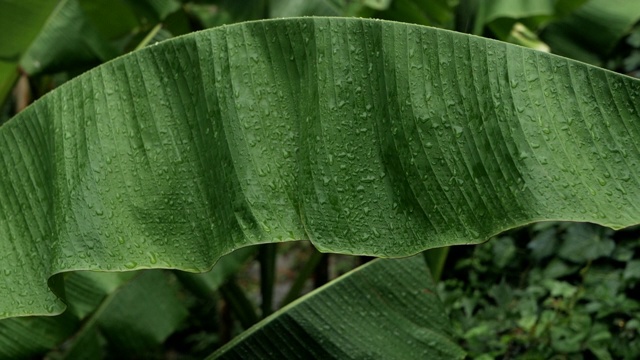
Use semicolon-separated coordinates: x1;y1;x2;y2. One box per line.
134;23;163;51
314;252;329;288
258;243;277;317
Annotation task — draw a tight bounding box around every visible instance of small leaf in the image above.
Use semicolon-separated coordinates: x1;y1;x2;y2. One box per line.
528;227;559;261
623;260;640;281
559;224;615;263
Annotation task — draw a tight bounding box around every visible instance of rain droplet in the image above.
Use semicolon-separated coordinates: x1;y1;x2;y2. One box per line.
453;126;463;138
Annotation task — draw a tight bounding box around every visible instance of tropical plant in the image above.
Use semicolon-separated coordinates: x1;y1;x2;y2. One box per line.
1;0;640;358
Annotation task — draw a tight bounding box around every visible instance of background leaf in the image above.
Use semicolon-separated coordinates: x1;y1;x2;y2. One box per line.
211;256;465;359
0;312;77;359
0;0;59;105
541;0;640;64
558;223;615;263
20;0;183;76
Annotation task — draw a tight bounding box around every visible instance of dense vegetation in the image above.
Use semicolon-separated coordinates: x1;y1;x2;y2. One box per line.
441;223;640;359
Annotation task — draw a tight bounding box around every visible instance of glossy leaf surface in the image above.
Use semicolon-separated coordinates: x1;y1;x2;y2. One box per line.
1;17;640;318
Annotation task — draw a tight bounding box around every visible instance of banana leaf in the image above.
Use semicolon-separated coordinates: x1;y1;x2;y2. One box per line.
1;17;640;320
211;256;465;359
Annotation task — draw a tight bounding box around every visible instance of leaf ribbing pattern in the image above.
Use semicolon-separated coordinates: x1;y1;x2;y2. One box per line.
1;18;639;318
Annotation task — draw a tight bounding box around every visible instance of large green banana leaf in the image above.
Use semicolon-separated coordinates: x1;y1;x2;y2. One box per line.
211;256;465;359
1;17;640;319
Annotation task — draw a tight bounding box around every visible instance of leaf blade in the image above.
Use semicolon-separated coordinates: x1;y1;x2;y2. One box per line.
1;17;640;318
210;256;465;359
